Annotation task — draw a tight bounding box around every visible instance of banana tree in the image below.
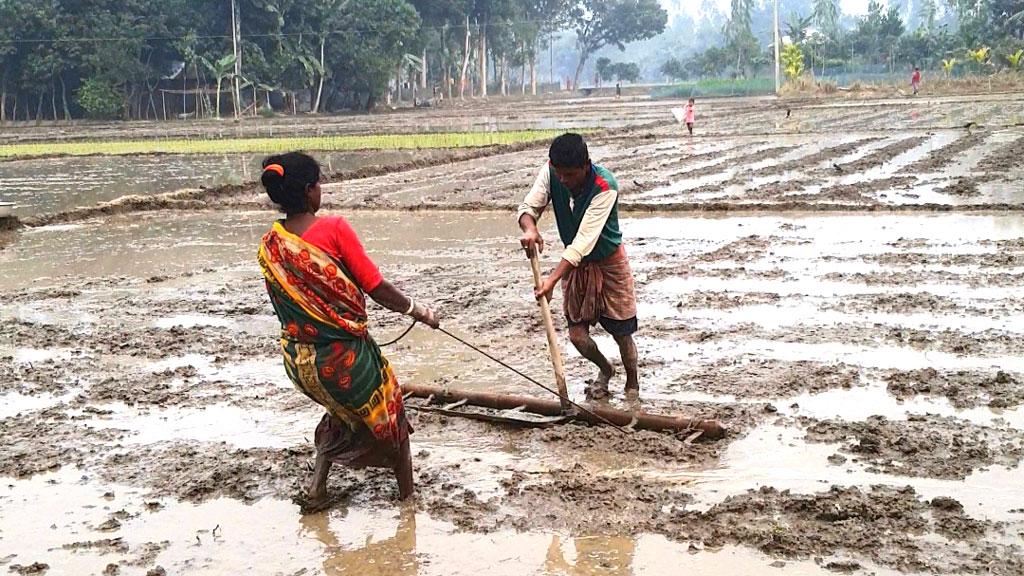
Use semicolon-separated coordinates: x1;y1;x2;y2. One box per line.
200;53;236;119
1006;49;1023;71
942;58;956;77
781;42;805;81
967;46;989;65
297;53;325;113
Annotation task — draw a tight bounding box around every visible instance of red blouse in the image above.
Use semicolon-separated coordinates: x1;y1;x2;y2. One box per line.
301;215;384;293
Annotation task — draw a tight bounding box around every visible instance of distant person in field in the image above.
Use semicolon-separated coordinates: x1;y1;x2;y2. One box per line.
517;133;640;400
616;82;622;98
684;98;696;136
911;67;922;95
257;152;440;508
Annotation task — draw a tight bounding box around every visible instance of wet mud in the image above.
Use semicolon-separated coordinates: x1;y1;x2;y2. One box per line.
883;368;1024;409
802;414;1024;479
3;94;1024;574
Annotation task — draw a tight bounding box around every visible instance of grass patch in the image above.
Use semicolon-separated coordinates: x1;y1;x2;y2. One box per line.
0;130;566;159
651;77;775;99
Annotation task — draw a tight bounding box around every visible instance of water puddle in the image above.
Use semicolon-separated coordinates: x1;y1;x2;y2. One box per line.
775;382;1024;429
152;315;233;329
76;402;311;449
0;468;907;576
0;390;76;420
682;424;1024;524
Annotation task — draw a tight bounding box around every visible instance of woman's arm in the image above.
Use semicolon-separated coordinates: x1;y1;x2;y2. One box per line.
324;217;441;329
369;280;440;329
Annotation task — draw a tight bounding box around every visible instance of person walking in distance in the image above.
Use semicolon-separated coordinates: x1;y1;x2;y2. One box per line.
684;98;696;136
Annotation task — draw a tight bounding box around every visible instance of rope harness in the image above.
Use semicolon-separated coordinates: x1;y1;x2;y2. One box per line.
380;318;630;435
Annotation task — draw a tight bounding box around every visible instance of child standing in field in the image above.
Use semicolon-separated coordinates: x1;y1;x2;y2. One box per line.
684;98;696;136
911;67;922;95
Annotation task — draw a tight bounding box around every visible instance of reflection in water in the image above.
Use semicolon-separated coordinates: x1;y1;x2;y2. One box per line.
302;505;420;575
543;535;636;576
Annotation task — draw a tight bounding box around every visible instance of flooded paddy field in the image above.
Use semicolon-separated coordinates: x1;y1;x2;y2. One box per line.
2;90;1022;147
2;92;1023;575
0;150;454;218
2;210;1023;574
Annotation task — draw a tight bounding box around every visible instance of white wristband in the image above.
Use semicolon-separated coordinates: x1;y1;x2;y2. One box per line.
405;299;416;315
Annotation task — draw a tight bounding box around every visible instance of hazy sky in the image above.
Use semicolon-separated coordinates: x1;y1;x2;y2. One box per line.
663;0;882;20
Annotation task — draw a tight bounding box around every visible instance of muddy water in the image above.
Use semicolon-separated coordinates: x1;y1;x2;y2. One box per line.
3;469;903;576
3;207;1024;573
0;150;440;217
6;92;1024;573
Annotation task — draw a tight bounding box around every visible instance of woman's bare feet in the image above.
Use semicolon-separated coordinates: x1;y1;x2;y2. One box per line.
394;438;415;500
302;451;332;512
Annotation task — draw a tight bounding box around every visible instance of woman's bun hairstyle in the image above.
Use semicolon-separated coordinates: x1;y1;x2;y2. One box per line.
261;152;321;214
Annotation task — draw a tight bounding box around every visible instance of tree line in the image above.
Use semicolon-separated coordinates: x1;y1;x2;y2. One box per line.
660;0;1024;83
0;0;667;122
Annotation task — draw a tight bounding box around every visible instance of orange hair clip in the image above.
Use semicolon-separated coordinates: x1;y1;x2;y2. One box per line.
264;164;285;177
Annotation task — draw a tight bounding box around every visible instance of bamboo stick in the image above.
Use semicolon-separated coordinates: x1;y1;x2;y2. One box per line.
530;253;571;412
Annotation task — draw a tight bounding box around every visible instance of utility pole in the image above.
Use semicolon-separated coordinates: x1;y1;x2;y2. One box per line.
231;0;242;118
773;0;781;95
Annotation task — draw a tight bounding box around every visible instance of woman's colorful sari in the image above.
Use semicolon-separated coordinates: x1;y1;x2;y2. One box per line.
258;221;407;446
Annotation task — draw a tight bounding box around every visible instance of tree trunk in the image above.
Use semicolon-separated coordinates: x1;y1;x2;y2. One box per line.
531;52;537;96
231;0;242;118
521;42;528;95
194;63;203;118
1;82;6;123
314;37;327;113
500;52;507;96
479;28;487;98
59;74;70;120
572;51;588;91
50;79;57;120
459;16;471;99
215;77;222;118
36;92;44;123
421;47;428;90
396;61;402;103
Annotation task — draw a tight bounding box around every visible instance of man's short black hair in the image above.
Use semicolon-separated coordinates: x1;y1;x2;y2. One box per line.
549;133;589;168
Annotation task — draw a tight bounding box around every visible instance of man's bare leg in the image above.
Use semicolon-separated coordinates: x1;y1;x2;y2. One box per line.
569;324;615;398
614;334;639;399
394;437;414;500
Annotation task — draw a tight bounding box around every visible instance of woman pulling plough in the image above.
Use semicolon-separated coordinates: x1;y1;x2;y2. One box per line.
257;152;439;508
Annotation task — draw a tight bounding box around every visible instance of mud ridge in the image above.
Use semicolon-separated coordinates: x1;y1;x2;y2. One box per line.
828;136;930;173
801;414;1024;479
882;368;1024;409
900;132;988;174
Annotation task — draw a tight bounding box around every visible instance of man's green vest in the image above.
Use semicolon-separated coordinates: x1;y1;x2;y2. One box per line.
549;164;622;263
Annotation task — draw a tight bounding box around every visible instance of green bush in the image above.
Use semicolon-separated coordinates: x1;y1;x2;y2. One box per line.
75;78;122;119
